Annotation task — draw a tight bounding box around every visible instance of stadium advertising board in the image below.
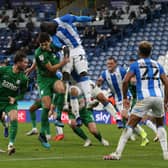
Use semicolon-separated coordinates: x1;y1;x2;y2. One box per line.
17;101;168;125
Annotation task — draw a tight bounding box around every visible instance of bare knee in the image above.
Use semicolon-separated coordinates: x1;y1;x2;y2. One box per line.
54;80;65;93
9;110;18;121
96;93;107;104
127;114;141;128
70;87;79;97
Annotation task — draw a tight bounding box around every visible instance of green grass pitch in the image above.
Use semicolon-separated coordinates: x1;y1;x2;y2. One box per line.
0;123;167;168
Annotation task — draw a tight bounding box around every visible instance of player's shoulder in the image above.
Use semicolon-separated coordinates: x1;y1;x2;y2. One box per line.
0;65;12;72
0;65;8;70
35;47;41;56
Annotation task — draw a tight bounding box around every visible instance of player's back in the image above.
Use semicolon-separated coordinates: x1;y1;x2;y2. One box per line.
132;58;164;100
54;14;81;48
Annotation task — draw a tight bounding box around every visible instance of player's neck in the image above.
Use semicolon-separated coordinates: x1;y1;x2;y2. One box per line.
12;65;20;73
109;67;117;73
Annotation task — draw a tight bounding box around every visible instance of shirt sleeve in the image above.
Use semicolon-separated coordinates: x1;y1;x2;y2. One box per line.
51;35;63;48
100;71;106;81
60;14;92;23
158;63;166;75
128;62;136;75
120;67;127;79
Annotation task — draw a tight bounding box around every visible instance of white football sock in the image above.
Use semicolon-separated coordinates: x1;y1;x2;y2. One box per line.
78;80;91;104
104;102;118;120
56;126;63;135
146;120;157;134
70;97;80;119
134;124;147;138
64;82;69;105
115;127;133;156
157;127;168;153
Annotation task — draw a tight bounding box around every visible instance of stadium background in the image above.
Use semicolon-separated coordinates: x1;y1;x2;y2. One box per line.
1;0;168;124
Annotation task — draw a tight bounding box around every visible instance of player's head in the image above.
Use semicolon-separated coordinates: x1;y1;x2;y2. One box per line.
14;50;28;71
106;56;117;72
38;32;51;50
40;21;58;35
138;41;152;58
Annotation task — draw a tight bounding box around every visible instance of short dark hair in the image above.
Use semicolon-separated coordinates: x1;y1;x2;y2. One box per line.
14;50;27;64
40;21;58;35
107;56;117;63
139;41;152;57
38;32;50;43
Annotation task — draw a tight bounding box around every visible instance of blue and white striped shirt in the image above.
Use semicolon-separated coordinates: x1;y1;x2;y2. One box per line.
129;58;165;100
53;14;92;48
101;66;128;102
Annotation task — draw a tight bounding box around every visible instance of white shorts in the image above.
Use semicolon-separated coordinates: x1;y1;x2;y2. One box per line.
131;97;164;118
62;45;88;74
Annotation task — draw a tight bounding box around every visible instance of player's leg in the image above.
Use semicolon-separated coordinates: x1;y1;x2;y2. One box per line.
1;112;9;137
7;107;18;155
68;110;90;147
156;117;168;160
87;122;109;146
152;97;168;160
39;95;51;148
93;88;123;128
53;80;66;127
134;124;149;146
144;116;158;141
62;72;70;111
82;108;109;146
69;86;82;126
62;52;73;111
74;55;92;108
26;100;41;135
103;114;141;160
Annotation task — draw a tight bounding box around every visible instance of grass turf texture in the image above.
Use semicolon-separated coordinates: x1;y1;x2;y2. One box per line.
0;123;167;168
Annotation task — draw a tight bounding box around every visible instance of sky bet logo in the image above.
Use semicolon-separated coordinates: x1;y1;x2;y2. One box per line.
93;111;111;124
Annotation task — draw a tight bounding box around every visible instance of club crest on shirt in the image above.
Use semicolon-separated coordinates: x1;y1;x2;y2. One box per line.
39;54;44;61
52;54;56;58
16;80;21;85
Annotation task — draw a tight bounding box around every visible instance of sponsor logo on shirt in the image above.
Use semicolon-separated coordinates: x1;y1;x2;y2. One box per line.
2;80;18;91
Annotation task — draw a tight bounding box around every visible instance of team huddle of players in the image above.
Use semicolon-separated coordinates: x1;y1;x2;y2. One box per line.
0;14;168;160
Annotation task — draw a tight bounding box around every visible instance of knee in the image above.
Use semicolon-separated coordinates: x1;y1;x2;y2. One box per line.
54;80;65;93
70;87;79;97
69;119;76;128
97;93;107;103
9;110;18;121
